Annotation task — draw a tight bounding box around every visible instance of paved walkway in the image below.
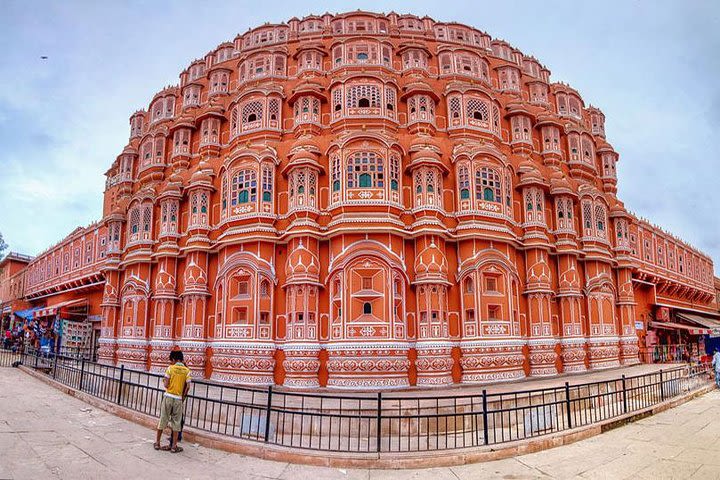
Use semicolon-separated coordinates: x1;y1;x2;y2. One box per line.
0;367;717;480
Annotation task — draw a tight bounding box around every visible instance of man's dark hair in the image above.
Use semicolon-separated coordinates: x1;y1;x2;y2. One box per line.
169;350;184;362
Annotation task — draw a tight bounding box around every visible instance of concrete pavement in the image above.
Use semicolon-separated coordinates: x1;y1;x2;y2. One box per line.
0;367;718;479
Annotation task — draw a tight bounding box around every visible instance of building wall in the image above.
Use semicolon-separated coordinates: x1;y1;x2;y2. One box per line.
20;11;718;388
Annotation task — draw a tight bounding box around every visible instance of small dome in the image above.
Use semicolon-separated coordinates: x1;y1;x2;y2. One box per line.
414;240;448;281
184;259;207;286
286;240;320;283
155;264;175;291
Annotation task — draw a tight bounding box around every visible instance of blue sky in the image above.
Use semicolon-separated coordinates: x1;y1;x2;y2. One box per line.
1;0;719;267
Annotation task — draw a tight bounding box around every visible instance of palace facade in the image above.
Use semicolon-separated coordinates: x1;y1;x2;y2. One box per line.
16;11;718;388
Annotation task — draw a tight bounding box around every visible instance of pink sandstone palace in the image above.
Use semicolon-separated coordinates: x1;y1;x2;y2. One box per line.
4;11;718;389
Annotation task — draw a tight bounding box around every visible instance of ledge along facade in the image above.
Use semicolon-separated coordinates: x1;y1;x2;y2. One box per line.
16;11;718;389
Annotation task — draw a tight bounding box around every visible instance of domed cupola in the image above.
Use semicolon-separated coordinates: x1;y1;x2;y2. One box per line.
184;258;208;291
414;239;449;284
155;263;176;296
285;239;321;285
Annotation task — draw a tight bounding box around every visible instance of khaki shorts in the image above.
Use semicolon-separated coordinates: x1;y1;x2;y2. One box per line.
158;396;183;432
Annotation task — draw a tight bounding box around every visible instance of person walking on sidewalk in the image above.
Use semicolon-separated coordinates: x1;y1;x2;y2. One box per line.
154;348;191;452
712;348;720;388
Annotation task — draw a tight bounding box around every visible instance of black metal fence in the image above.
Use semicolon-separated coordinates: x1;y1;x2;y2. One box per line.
0;347;712;454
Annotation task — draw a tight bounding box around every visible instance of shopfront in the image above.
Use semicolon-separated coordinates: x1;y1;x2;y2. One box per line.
646;306;720;364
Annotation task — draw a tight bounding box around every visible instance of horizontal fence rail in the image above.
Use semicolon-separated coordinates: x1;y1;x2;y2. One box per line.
0;347;712;454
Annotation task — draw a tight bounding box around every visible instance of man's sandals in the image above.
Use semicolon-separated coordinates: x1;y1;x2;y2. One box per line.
153;443;183;452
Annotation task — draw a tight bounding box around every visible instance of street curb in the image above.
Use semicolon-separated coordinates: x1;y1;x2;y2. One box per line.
17;365;715;469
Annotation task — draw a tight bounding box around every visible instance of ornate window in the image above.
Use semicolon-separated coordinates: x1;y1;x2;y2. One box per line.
407;94;435;125
581;136;595;165
288;167;318;210
438;51;490;82
160;201;178;234
332;41;392;68
498;66;521;91
581;199;608;240
555;197;574;232
447;93;500;135
568;133;581;163
458;163;471;202
297;49;323;72
511;116;532;144
389;154;400;193
541;126;561;154
238;53;286;82
401;49;429;70
293;96;321;126
172;129;191;156
524;188;545;224
189;191;209;227
189;62;205;80
200;118;220;146
215;46;233;64
242;101;263;130
261;164;274;203
209;71;230;95
475;167;501;202
130;113;144;138
413;167;442;209
230;169;257;206
529;82;549;105
331;154;342;201
150;96;175;124
182;85;201;108
220;174;228;215
615;218;630;248
230;96;282;138
332;81;397;120
346;152;384;188
594;204;606;235
602;153;617;178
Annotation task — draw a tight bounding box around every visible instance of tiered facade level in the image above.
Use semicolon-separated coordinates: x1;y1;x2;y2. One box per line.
21;12;717;388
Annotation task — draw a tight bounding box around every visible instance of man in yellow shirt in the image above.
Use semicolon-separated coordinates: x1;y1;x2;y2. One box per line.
154;348;191;452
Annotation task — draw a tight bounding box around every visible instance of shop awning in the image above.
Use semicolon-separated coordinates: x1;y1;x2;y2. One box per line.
14;308;41;321
677;313;720;336
34;299;87;319
649;321;711;335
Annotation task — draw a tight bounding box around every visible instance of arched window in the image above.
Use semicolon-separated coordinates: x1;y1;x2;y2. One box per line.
476;167;501;203
129;207;140;236
261;165;273;203
331;154;342;202
595;204;606;236
346;84;381;109
363;302;372;314
241;101;263;131
458;164;470;201
389;154;400;192
346;152;384;188
231;169;257;206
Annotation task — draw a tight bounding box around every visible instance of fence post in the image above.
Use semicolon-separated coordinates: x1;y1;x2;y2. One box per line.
53;353;58;379
621;375;628;414
116;365;125;405
263;385;273;442
79;358;85;391
376;392;382;453
34;350;39;369
565;382;572;428
659;369;665;401
482;389;489;445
